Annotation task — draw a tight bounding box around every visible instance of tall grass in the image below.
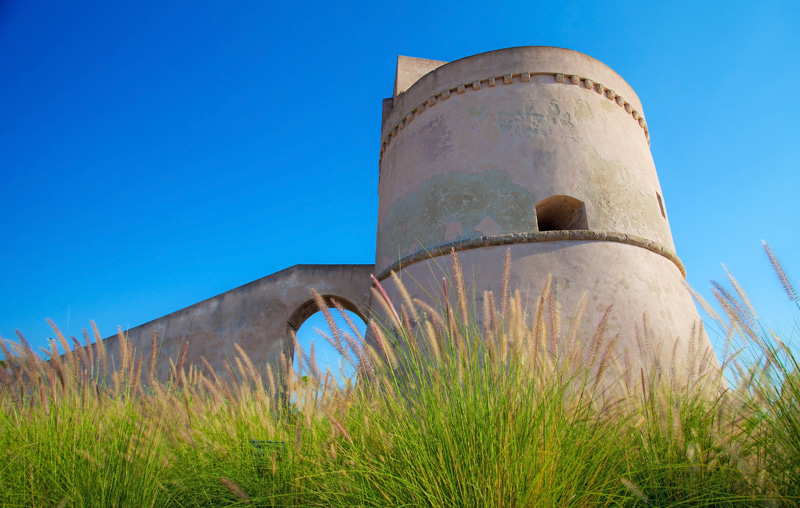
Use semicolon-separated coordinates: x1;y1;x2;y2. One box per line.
0;244;797;507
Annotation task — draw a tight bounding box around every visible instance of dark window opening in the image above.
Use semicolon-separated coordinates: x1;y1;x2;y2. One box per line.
535;195;588;231
656;192;666;219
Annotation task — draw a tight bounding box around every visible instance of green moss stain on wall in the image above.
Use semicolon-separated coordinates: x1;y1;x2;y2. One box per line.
379;170;538;259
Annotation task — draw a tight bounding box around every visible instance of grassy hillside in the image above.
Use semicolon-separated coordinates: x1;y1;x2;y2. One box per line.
0;245;797;507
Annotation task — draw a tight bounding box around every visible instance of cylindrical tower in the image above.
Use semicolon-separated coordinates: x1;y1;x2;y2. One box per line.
375;47;714;375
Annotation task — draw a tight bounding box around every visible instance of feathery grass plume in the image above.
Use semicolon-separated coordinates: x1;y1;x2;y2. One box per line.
710;283;767;361
686;321;698;387
400;307;417;357
312;289;345;353
712;280;758;341
390;270;419;323
234;356;251;391
343;331;372;376
586;305;613;370
82;328;94;369
220;477;250;503
278;352;297;402
91;320;107;384
233;344;260;387
324;408;353;444
530;295;546;360
412;298;446;338
369;321;398;368
292;331;305;378
371;274;402;329
594;333;620;386
482;291;496;365
669;334;683;383
763;240;798;302
70;336;90;375
147;330;158;386
46;338;66;392
174;341;189;386
265;362;276;398
535;275;554;352
685;282;724;328
0;337;20;386
222;359;241;403
307;340;324;384
117;326;131;381
46;320;76;377
547;290;561;354
500;247;512;316
317;327;346;358
200;356;219;384
330;297;366;343
562;292;588;369
9;337;38;394
722;264;759;322
424;320;442;365
450;248;469;324
0;361;21;408
199;374;222;406
13;332;41;388
131;356;143;398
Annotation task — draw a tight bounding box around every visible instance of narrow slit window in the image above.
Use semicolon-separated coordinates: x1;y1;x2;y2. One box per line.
656;192;666;219
535;195;588;231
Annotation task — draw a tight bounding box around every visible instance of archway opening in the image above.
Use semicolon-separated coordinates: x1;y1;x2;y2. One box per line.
291;305;367;389
535;195;588;231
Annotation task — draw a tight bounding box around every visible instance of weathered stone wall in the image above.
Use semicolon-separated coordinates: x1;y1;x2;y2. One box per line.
375;47;716;374
102;264;374;381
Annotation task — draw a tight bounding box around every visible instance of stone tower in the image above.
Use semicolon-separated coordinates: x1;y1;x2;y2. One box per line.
99;46;715;383
375;47;712;373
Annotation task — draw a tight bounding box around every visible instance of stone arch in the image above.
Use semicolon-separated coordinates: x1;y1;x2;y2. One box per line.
104;264;374;384
287;294;368;333
286;294;368;384
535;195;588;231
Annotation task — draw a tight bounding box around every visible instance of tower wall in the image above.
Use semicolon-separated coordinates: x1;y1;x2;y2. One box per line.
375;47;713;373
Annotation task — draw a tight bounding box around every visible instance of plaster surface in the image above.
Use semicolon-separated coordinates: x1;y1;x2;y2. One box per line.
379;243;714;378
374;46;717;377
377;48;669;273
102;264;373;381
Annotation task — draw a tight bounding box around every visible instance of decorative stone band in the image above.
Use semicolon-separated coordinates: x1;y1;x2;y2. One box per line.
375;230;685;282
379;72;650;170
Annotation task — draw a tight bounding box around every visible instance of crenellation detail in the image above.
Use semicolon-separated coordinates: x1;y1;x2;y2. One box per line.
378;70;651;164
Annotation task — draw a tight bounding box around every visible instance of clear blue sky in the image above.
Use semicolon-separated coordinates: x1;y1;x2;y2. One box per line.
2;0;799;366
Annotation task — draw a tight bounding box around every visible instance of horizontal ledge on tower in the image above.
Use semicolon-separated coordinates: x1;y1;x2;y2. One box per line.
376;230;685;281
